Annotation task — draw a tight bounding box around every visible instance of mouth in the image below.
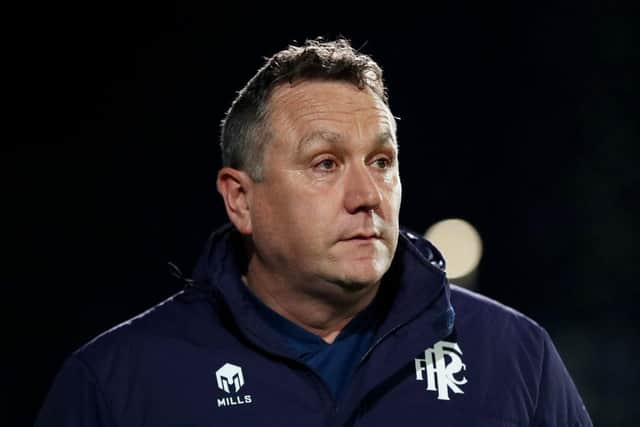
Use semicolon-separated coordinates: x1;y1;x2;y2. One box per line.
342;232;382;241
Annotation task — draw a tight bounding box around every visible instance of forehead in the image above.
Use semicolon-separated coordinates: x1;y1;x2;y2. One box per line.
266;80;396;145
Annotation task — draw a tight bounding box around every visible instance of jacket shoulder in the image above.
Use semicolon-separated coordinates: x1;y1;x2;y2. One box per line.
448;286;593;426
449;284;548;354
73;288;225;370
450;284;542;329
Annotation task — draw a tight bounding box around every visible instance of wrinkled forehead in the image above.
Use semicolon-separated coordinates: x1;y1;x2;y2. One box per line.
266;80;397;144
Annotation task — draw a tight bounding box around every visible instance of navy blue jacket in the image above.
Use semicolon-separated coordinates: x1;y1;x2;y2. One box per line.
36;224;592;426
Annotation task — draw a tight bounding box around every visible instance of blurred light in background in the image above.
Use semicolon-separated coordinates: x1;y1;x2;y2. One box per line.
425;218;483;289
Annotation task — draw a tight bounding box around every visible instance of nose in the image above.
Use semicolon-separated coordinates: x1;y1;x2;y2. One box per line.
344;163;383;214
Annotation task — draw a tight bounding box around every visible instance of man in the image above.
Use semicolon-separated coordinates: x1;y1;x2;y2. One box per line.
36;38;592;426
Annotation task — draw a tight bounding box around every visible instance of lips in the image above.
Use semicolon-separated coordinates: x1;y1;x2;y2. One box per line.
342;231;381;241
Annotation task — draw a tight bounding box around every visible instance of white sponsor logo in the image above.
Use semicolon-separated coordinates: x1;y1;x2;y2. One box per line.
215;363;253;408
216;363;244;393
415;340;468;400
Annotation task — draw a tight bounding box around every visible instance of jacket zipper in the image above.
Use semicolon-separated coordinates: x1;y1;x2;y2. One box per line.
332;317;413;417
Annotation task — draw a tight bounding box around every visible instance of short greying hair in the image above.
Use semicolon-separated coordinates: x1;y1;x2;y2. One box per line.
219;38;390;181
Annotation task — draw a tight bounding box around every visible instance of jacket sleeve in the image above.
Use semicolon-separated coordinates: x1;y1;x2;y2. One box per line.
532;329;592;427
35;355;115;427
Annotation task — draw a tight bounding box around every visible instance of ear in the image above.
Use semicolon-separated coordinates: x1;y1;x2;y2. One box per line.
216;167;254;235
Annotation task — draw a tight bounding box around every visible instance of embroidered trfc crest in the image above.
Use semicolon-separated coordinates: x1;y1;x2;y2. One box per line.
414;341;468;400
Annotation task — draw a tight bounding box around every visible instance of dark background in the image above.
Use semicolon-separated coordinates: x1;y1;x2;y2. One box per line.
5;5;639;426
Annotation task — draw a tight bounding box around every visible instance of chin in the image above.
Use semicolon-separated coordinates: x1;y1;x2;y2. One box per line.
334;278;377;293
335;261;387;291
322;246;392;290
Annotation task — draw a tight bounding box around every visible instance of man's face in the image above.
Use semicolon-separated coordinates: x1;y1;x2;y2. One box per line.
249;80;402;292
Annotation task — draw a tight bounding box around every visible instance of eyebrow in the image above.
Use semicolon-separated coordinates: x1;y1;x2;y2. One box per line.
297;130;343;152
374;130;397;147
296;129;396;152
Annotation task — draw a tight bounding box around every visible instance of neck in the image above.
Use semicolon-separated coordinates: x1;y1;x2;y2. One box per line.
243;261;380;344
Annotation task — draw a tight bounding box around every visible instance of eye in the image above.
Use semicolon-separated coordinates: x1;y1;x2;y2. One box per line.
373;157;391;169
315;158;338;172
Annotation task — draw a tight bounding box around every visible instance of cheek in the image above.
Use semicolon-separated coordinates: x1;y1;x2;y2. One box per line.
384;176;402;218
254;182;329;235
250;196;276;241
394;180;402;214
